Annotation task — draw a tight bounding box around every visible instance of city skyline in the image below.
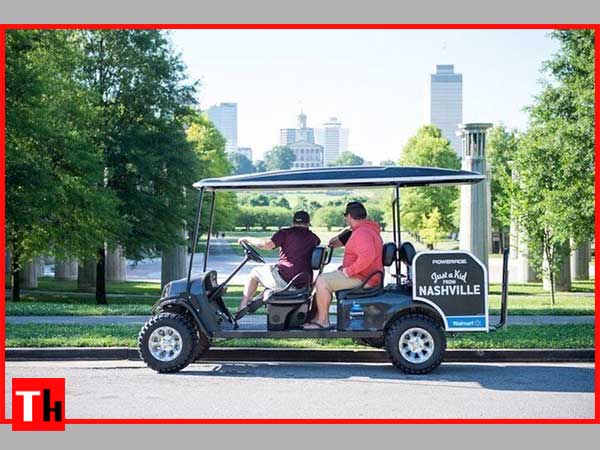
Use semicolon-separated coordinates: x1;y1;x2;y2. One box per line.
171;29;559;162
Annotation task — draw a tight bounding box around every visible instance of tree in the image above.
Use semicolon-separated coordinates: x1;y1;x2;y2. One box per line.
230;152;255;175
271;197;291;209
264;146;295;171
380;159;397;166
248;194;270;207
293;195;310;212
254;160;267;172
5;30;122;302
313;206;346;231
398;126;461;240
81;30;198;304
511;30;595;304
331;151;364;166
487;125;519;251
420;208;445;249
186;113;238;233
368;205;386;231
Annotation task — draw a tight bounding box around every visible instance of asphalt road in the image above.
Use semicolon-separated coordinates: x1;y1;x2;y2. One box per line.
5;360;594;419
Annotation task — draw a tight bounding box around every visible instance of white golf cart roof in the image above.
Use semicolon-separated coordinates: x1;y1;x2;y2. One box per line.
193;166;485;191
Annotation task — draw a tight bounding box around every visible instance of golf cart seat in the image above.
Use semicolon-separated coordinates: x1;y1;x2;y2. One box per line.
398;241;416;283
336;242;397;301
263;246;327;330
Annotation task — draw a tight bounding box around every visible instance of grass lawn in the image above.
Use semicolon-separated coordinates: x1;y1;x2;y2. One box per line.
5;280;594;316
5;323;594;349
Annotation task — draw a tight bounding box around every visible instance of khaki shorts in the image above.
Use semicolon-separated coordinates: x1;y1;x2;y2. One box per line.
250;264;289;290
319;270;362;292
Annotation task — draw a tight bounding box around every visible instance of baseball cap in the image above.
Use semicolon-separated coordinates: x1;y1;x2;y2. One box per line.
293;211;311;224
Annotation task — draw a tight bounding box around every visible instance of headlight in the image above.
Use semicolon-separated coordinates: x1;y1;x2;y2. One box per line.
162;283;171;297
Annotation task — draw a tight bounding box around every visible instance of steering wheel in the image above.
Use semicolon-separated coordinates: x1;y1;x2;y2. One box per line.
240;240;266;263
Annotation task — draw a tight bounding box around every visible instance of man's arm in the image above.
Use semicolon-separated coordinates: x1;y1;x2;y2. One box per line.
238;237;276;251
328;228;352;248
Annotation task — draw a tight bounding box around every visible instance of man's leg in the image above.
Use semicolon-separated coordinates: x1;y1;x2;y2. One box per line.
312;275;333;325
239;273;260;309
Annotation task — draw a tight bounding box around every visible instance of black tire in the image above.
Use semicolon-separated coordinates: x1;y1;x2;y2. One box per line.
352;337;386;349
385;314;446;374
190;327;211;362
138;312;198;373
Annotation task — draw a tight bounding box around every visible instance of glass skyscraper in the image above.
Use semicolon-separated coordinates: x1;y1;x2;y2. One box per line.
429;65;463;155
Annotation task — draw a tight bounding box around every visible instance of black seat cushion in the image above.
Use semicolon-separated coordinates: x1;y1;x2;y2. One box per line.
264;287;310;305
399;242;416;266
311;246;326;270
382;242;397;266
336;286;383;301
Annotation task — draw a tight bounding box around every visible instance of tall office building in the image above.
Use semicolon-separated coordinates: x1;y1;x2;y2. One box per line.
207;102;238;154
279;112;323;168
315;117;349;165
429;65;463;155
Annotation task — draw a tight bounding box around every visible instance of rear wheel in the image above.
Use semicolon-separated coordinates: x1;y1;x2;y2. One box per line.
139;312;198;373
385;314;446;374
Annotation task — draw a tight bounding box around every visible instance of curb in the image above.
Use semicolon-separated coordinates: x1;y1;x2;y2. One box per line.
5;347;595;363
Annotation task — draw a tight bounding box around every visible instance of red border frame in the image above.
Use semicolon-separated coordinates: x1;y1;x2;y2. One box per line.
0;23;598;425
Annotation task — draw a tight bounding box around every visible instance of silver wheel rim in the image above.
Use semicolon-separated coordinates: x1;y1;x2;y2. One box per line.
399;327;435;364
148;326;183;362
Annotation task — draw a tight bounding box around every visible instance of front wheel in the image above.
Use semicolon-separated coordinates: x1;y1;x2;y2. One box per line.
385;314;446;374
138;312;198;373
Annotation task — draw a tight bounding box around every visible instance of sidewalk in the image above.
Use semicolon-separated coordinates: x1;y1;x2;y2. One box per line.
6;314;595;326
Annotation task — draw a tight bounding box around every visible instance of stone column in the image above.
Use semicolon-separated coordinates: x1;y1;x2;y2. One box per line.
542;245;572;292
55;260;79;280
571;240;590;281
19;260;38;288
77;259;96;292
106;246;127;282
457;123;493;270
161;231;188;289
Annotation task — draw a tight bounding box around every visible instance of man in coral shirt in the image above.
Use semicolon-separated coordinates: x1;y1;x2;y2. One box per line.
303;201;383;329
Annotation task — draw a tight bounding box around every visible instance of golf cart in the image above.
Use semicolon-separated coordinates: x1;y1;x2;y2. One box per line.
139;166;509;374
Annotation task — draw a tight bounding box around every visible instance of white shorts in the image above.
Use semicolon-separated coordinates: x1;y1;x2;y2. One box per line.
250;264;289;290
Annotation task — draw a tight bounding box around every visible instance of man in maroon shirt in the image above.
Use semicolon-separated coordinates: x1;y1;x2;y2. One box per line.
237;211;321;311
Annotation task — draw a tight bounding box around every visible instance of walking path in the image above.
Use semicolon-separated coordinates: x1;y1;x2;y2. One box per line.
5;315;595;326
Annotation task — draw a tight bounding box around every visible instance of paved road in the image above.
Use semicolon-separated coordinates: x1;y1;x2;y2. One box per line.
5;314;596;326
5;360;594;419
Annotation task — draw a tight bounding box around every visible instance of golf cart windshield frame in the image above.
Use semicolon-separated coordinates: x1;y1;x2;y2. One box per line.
187;166;485;288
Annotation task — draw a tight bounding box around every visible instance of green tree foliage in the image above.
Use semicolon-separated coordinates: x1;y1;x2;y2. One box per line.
397;126;461;240
331;151;364;166
313;206;346;231
511;30;595;303
186;113;237;233
254;160;267;172
237;206;292;230
80;30;199;303
5;30;122;302
229;153;255;175
272;197;291;209
420;208;445;249
487;125;519;250
367;205;386;231
264;146;295;171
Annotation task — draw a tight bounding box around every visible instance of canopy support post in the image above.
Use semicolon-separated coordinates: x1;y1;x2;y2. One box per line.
187;188;205;290
204;191;217;272
394;184;402;277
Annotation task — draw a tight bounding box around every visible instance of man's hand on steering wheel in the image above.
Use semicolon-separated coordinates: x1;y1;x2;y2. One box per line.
239;239;266;263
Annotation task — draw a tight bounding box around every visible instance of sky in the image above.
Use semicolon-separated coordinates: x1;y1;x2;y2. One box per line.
170;29;559;163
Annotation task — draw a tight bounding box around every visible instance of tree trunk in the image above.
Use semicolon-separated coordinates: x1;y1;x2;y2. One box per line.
77;259;96;292
11;252;20;303
96;247;107;305
106;246;127;282
5;251;11;289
